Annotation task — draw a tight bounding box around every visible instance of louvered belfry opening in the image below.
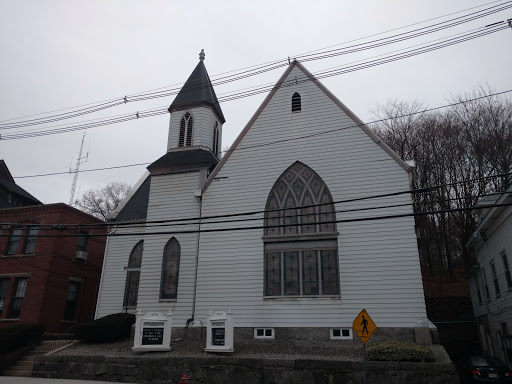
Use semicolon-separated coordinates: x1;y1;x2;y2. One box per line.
179;112;193;147
263;162;339;297
292;92;301;112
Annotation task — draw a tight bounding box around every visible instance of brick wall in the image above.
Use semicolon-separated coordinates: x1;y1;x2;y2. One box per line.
0;203;106;332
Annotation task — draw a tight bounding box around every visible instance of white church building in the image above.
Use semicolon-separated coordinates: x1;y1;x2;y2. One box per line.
95;52;429;343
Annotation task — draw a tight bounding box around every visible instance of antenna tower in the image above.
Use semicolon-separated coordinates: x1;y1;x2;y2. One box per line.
69;131;88;205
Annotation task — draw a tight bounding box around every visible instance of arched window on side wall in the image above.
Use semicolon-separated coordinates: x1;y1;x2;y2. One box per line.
291;92;301;112
263;162;339;297
178;112;193;147
160;237;181;300
212;122;220;157
123;240;143;309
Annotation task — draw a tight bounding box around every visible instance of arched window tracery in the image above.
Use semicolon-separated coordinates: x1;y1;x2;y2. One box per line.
179;112;193;147
263;162;339;296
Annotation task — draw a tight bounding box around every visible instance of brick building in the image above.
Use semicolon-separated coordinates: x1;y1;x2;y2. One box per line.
0;203;106;332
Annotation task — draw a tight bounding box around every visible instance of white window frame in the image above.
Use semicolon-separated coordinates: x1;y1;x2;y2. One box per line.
501;251;512;290
254;328;275;339
330;328;353;340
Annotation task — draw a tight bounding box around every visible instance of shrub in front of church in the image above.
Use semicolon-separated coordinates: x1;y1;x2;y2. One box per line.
367;340;434;362
0;323;44;354
76;313;135;343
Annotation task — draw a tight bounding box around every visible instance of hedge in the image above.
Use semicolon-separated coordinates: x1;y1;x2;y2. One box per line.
367;340;434;362
0;323;44;354
76;313;135;343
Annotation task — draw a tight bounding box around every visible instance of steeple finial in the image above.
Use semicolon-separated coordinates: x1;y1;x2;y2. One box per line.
199;49;205;61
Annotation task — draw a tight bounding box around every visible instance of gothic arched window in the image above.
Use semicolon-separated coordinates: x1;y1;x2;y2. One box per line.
160;237;181;299
123;240;143;308
291;92;301;112
212;122;220;157
179;112;193;147
264;162;339;296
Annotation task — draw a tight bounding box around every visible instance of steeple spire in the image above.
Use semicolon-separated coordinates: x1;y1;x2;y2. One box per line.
168;53;225;123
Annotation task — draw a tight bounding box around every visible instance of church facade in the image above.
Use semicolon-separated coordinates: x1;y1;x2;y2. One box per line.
95;54;428;341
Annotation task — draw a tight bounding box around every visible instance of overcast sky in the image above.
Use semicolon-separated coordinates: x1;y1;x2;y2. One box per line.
1;0;511;205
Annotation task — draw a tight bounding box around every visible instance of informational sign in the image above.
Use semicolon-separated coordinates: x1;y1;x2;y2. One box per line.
205;310;234;353
142;327;164;345
352;309;377;344
212;328;225;346
132;311;173;352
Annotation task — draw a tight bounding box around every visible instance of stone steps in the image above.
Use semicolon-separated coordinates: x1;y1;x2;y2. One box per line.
2;338;75;377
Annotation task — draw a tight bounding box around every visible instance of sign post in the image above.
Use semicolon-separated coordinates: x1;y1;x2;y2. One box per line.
353;309;377;384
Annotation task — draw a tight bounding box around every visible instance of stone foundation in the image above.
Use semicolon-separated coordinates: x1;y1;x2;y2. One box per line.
34;355;458;384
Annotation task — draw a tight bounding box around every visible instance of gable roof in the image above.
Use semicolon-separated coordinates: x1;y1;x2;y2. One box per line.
148;148;218;176
0;160;42;207
203;60;413;192
168;60;225;124
466;182;512;249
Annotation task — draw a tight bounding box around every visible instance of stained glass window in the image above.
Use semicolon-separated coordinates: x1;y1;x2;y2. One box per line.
160;238;181;300
123;241;143;308
263;162;339;296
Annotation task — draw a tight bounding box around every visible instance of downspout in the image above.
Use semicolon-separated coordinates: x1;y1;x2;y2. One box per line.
94;224;116;320
187;194;202;327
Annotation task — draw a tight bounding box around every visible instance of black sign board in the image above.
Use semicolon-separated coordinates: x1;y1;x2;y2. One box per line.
212;327;225;346
142;327;164;345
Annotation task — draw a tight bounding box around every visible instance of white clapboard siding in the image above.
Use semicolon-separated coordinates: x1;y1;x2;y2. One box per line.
136;171;201;326
194;64;427;328
469;204;512;361
95;224;146;319
167;106;220;151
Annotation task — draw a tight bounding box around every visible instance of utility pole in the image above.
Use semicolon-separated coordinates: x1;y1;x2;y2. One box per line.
69;131;88;206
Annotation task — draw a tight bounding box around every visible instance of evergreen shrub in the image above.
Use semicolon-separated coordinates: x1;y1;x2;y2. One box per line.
76;313;135;343
0;323;44;354
367;340;434;362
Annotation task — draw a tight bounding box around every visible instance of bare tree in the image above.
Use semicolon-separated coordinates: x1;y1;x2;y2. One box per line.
371;88;512;277
75;182;131;220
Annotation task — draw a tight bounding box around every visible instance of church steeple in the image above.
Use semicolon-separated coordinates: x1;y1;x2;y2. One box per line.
167;51;225;157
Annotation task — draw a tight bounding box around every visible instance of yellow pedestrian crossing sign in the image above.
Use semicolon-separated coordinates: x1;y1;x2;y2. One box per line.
353;309;377;344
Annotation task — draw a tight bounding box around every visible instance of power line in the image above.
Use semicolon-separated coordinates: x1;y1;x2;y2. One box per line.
5;172;511;230
0;1;509;130
13;88;512;179
2;200;511;239
2;19;508;140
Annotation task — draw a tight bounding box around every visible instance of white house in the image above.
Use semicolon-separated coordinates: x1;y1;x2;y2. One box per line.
95;53;430;343
466;181;512;362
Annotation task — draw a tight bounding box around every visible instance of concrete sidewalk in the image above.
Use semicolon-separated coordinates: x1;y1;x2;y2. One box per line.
0;377;138;384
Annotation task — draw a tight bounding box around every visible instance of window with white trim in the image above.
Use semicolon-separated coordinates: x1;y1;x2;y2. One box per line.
160;238;180;300
179;112;193;147
7;228;22;255
491;261;501;297
254;328;274;339
0;278;9;316
330;328;352;340
7;277;27;318
263;162;339;297
502;252;512;290
482;267;491;300
24;226;39;254
63;281;80;321
123;241;143;308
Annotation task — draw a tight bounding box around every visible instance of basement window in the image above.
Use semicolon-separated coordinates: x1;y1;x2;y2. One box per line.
254;328;275;339
330;328;352;340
